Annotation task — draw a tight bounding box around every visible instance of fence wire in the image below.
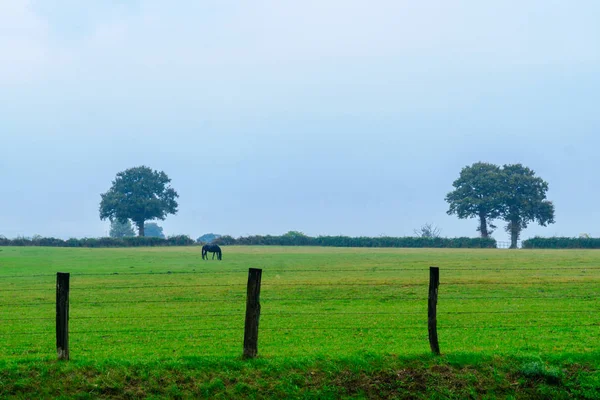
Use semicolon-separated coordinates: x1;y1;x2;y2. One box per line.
2;265;599;358
3;278;599;293
4;323;598;338
3;308;598;323
3;294;600;308
3;265;600;280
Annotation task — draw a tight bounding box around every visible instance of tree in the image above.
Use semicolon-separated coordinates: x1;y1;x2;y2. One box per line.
282;231;308;239
197;233;221;244
109;220;135;238
445;162;503;238
144;222;165;238
413;223;442;238
498;164;555;249
99;166;179;236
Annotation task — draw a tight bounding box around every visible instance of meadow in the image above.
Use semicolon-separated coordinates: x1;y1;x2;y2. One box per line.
0;246;599;398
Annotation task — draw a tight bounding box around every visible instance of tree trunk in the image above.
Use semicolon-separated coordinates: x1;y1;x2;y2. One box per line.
510;221;520;249
478;213;489;238
136;221;145;237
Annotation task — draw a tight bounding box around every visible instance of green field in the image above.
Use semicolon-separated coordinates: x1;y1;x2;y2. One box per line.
1;246;599;398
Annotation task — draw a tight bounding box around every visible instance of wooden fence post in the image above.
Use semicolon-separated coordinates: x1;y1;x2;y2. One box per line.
428;266;440;355
243;268;262;359
56;272;70;360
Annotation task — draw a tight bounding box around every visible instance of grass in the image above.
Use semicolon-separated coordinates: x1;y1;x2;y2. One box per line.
1;354;599;399
0;245;599;398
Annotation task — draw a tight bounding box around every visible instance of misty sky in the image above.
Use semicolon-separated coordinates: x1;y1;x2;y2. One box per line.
2;1;599;243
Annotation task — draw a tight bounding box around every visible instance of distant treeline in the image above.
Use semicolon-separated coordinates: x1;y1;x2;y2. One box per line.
213;234;497;248
523;237;600;249
0;234;496;248
0;235;196;248
7;234;600;250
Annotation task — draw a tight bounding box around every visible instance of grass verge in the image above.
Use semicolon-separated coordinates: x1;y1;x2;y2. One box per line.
1;353;598;399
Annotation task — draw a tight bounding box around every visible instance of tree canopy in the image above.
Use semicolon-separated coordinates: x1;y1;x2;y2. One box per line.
498;164;555;248
197;233;222;244
99;166;179;237
144;222;165;238
445;162;502;238
109;220;135;238
446;162;554;247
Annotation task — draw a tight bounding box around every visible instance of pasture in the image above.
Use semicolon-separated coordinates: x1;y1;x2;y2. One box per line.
1;246;599;360
1;246;599;398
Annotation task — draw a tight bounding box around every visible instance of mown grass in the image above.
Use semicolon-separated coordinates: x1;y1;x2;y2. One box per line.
0;246;599;398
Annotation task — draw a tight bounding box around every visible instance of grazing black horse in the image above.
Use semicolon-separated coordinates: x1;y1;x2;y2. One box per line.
202;244;222;260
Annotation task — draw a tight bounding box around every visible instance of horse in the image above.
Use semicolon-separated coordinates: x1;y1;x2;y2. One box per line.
202;244;222;260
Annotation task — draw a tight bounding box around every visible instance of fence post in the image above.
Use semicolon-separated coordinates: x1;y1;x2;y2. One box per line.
56;272;70;360
428;266;440;355
243;268;262;359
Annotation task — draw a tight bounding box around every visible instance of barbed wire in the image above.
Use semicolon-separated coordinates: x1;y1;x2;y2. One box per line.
70;327;243;334
0;331;51;336
0;328;242;337
2;323;598;337
433;267;600;271
70;283;246;290
439;310;598;314
0;302;55;307
438;323;600;329
207;323;600;331
74;271;247;276
441;281;599;285
66;282;422;291
0;298;241;306
259;280;597;287
1;287;54;292
3;278;600;293
439;295;599;300
4;265;600;280
2;308;596;323
262;295;600;301
3;293;599;307
3;292;600;307
0;274;55;279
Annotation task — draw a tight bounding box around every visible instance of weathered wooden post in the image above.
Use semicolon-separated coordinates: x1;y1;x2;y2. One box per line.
56;272;70;360
428;266;440;355
243;268;262;359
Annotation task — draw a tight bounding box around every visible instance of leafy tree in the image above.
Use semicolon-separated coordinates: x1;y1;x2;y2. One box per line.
144;222;165;238
196;233;221;244
99;166;179;236
498;164;555;249
109;220;136;238
213;235;236;245
282;231;308;239
445;162;503;238
413;223;442;238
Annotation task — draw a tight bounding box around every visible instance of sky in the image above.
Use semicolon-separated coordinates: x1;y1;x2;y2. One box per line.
1;0;600;243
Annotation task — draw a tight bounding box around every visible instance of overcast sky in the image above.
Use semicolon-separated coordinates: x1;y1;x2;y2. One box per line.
2;1;599;242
